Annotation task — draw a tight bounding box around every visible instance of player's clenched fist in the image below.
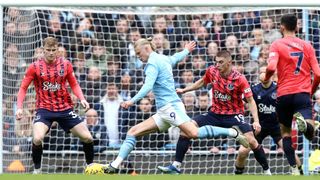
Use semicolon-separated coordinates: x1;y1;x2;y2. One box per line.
121;100;134;109
15;108;23;120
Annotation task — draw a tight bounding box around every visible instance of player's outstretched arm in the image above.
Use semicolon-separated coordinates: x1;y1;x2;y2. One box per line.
177;77;205;94
169;41;196;66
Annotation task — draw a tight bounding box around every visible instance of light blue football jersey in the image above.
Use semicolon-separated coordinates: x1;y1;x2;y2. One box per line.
131;49;189;109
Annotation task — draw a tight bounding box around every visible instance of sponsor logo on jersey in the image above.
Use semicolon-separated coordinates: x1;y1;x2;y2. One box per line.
43;81;61;92
214;90;231;101
258;103;276;114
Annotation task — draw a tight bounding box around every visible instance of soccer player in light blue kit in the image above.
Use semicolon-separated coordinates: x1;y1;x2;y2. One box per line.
103;38;249;174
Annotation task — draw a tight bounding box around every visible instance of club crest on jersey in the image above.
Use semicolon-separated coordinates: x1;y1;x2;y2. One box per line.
227;83;234;90
59;69;64;76
271;92;277;99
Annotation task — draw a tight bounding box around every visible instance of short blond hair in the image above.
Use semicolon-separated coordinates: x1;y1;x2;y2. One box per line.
134;37;156;51
43;37;58;47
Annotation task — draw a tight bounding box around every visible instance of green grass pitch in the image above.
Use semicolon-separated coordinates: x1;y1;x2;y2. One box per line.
0;174;319;180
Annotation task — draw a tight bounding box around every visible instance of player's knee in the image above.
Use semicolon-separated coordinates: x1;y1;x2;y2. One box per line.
186;130;198;139
80;133;93;143
238;147;250;157
248;137;259;148
127;126;139;136
32;136;43;145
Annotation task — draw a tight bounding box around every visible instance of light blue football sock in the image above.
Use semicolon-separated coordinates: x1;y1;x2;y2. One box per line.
118;135;136;159
198;125;231;139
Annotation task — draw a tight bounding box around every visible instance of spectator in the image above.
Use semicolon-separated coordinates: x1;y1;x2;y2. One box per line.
80;66;106;106
86;40;111;74
119;72;137;102
95;83;123;148
152;33;171;55
211;13;227;48
33;47;44;61
225;35;239;58
72;109;107;153
127;28;143;72
191;54;207;80
206;41;219;67
260;17;282;43
72;52;87;82
194;26;210;54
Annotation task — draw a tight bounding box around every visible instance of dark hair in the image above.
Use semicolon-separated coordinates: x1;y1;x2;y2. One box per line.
280;14;297;31
216;50;231;59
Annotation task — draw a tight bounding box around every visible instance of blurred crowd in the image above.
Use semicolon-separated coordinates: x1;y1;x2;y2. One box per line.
2;7;320;155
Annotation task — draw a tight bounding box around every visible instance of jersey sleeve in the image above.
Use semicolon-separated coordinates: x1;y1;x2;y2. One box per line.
131;64;158;103
265;42;279;81
66;61;85;100
239;75;253;98
17;64;36;108
203;67;213;86
308;44;320;94
169;49;189;66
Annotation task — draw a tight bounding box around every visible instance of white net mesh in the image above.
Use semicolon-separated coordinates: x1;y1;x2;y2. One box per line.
2;6;320;174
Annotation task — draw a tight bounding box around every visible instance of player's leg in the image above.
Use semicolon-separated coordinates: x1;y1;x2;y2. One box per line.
70;122;94;165
105;116;159;173
32;110;52;174
293;93;314;141
277;94;300;175
60;109;94;165
277;138;303;175
234;146;251;174
219;114;270;174
158;111;248;174
235;129;266;175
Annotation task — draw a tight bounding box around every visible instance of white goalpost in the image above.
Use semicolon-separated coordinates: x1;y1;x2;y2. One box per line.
1;2;320;175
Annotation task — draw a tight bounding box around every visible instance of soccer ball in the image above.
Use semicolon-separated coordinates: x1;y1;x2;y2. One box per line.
84;163;105;175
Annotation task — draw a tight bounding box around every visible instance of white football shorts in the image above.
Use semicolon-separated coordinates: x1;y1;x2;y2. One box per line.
152;101;191;132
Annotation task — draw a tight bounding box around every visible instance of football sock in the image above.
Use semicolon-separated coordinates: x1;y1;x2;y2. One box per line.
282;136;296;167
32;143;43;169
83;142;94;164
175;136;191;163
112;135;136;168
198;125;233;139
252;144;269;170
304;122;314;141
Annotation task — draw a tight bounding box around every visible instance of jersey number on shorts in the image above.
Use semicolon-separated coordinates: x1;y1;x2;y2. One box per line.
170;112;176;120
234;114;245;123
68;111;78;119
290;52;304;75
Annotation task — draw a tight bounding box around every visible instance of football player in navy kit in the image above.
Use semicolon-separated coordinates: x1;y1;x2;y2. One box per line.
234;66;303;175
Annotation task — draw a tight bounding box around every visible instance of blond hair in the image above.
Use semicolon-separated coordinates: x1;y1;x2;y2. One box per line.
43;37;58;47
134;37;156;51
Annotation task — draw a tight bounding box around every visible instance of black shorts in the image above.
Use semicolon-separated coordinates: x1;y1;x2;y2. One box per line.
276;92;312;128
34;108;83;132
193;111;252;134
255;127;282;145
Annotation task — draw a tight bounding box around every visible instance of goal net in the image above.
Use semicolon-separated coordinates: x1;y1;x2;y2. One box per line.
2;6;320;175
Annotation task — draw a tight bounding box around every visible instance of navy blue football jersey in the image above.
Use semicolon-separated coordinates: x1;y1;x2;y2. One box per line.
251;82;279;129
